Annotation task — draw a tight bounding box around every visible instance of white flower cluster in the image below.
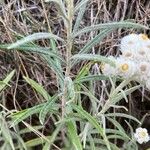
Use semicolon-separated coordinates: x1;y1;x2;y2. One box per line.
134;127;150;144
101;33;150;89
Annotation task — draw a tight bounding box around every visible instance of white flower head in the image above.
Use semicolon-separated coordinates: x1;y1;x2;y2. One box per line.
120;34;140;52
135;61;150;83
116;57;137;78
121;50;134;60
134;47;149;61
101;56;116;76
137;61;150;79
134;127;150;144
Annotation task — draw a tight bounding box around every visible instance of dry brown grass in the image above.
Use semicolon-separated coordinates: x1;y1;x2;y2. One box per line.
0;0;150;149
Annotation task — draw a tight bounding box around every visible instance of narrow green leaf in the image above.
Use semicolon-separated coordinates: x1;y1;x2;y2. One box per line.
71;104;111;149
11;132;27;150
86;138;120;150
18;46;65;62
72;29;112;66
73;1;88;32
67;120;83;150
39;94;59;125
74;0;89;12
72;21;148;37
8;32;64;49
74;64;90;106
0;70;15;92
112;85;141;104
10;103;56;126
0;44;10;49
105;129;127;137
71;54;115;67
100;85;141;114
105;113;141;124
75;75;109;83
25;136;51;147
106;117;130;140
0;115;15;150
71;105;113;149
45;0;68;26
65;77;75;100
23;76;51;101
10;106;57;127
50;36;64;89
42;55;64;85
78;29;112;54
19;126;44;134
107;135;127;140
72;104;103;134
43;123;63;150
75;63;90;80
88;134;96;150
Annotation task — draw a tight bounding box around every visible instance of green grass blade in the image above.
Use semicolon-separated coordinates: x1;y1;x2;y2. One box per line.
7;32;64;49
67;120;83;150
72;21;148;37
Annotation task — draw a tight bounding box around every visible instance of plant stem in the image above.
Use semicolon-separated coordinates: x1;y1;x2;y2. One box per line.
62;0;74;118
65;0;73;77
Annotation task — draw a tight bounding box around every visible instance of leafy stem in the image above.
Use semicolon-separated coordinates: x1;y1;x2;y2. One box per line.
61;0;74;118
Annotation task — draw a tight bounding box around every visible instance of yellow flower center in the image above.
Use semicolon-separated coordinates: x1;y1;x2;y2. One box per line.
139;131;147;138
140;34;149;40
121;63;129;72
